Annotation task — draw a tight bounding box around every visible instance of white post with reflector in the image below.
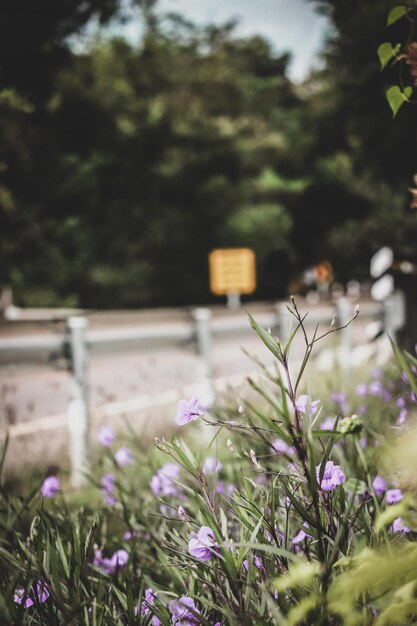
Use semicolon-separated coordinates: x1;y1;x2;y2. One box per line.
370;246;393;279
192;307;214;409
336;297;352;373
67;316;89;487
370;246;395;302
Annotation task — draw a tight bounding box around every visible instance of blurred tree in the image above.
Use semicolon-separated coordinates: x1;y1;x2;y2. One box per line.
5;0;414;309
311;0;417;186
0;7;304;307
289;0;417;285
0;0;128;103
0;0;131;306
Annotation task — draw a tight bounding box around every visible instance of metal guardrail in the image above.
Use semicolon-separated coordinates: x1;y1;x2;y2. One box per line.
0;299;382;485
0;334;65;354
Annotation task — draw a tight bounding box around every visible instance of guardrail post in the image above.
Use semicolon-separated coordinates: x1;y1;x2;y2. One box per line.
383;289;406;340
67;316;89;487
335;297;352;373
192;308;214;408
226;292;241;310
276;302;292;342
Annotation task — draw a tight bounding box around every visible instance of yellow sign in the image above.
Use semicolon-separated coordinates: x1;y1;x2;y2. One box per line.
209;248;256;295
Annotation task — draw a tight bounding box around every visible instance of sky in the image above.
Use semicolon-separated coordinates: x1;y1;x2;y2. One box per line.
117;0;331;83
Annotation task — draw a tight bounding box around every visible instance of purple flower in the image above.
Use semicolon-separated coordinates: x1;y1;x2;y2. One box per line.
202;456;222;474
243;555;264;572
396;396;406;408
215;481;235;498
41;476;60;498
98;426;115;447
188;525;218;561
397;409;408;427
111;549;129;569
101;473;117;506
369;381;391;402
139;588;161;626
284;496;292;509
150;463;180;497
14;580;49;608
254;555;264;571
356;384;368;397
392;517;410;534
175;397;205;426
271;438;295;455
316;461;346;491
371;368;383;380
386;488;404;504
93;548;129;574
114;447;133;467
292;522;313;544
295;395;320;416
331;392;348;413
320;416;336;431
102;472;115;493
372;476;387;497
123;530;136;540
292;529;311;544
169;596;200;626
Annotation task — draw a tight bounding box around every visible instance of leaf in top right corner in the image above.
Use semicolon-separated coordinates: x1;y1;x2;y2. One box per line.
386;85;413;116
387;5;411;26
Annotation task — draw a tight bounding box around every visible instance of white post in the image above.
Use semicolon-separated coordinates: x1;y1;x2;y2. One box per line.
226;292;241;310
335;297;352;373
192;308;214;409
276;302;292;342
67;316;89;487
383;289;406;338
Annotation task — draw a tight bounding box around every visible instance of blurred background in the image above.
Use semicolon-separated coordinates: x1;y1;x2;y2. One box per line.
1;0;417;477
1;0;416;309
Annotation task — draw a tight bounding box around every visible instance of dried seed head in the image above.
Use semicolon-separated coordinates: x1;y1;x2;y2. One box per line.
249;449;264;471
178;505;187;521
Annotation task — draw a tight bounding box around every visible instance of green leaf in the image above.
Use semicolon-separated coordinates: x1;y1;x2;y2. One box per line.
377;42;400;69
112;586;128;611
375;499;408;533
231;541;296;562
282;482;317;528
386;85;412;117
387;5;411;26
0;434;9;477
283;313;308;358
390;337;417;398
273;558;321;591
343;478;367;495
247;311;283;361
286;595;319;626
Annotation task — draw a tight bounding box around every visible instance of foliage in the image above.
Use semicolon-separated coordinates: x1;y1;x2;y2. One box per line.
0;8;304;307
2;0;417;307
377;3;417;116
2;303;417;624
